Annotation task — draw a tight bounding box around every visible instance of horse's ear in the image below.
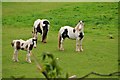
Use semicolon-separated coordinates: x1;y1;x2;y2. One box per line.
82;20;84;23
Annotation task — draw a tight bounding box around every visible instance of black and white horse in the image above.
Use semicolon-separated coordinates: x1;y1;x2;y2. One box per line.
32;19;50;43
11;37;37;63
58;21;84;52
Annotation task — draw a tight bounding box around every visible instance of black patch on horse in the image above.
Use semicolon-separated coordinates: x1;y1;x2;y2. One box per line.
73;29;75;33
36;23;42;34
16;41;20;50
21;48;24;50
62;29;69;39
79;32;84;40
25;45;28;49
29;44;33;50
21;43;24;46
43;20;49;25
42;21;49;42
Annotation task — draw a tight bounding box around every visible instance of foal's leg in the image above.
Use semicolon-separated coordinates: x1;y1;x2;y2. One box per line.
60;38;64;51
26;51;31;63
76;38;80;52
12;49;19;62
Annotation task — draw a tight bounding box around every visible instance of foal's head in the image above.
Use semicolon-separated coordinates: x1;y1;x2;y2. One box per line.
75;20;84;31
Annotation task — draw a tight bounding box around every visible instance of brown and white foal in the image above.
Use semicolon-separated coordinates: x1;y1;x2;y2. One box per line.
11;37;37;63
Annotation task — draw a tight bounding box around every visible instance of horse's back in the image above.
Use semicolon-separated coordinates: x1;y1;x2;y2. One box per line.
12;39;25;45
34;19;41;28
59;26;76;39
59;26;73;33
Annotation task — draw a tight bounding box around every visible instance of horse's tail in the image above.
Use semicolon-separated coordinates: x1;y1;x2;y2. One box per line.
11;40;15;47
58;31;61;49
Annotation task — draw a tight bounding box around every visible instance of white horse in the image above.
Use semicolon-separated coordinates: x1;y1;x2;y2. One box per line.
58;21;84;52
32;19;50;43
11;37;37;63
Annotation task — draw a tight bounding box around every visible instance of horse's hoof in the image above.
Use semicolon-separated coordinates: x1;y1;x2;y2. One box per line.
60;48;64;51
76;49;80;52
28;61;32;63
14;59;19;62
80;49;83;52
42;41;47;43
26;60;31;63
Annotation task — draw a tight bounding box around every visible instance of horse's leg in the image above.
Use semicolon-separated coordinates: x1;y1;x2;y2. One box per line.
80;39;83;52
26;51;31;63
60;38;64;51
13;49;19;62
76;38;80;52
58;32;64;51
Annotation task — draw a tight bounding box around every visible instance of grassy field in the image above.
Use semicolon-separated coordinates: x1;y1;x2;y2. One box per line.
2;2;118;78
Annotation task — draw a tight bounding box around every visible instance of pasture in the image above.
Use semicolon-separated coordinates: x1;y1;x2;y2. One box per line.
2;2;118;78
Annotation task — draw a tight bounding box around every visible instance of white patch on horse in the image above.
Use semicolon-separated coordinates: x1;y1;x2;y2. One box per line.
58;20;84;52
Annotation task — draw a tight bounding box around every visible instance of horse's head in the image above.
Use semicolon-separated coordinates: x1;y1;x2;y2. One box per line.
75;20;84;31
41;19;50;43
32;37;37;48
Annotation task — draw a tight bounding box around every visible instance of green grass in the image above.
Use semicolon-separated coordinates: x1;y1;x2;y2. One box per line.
2;2;118;78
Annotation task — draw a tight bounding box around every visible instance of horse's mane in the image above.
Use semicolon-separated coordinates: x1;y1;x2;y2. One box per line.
75;22;80;30
75;21;84;31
